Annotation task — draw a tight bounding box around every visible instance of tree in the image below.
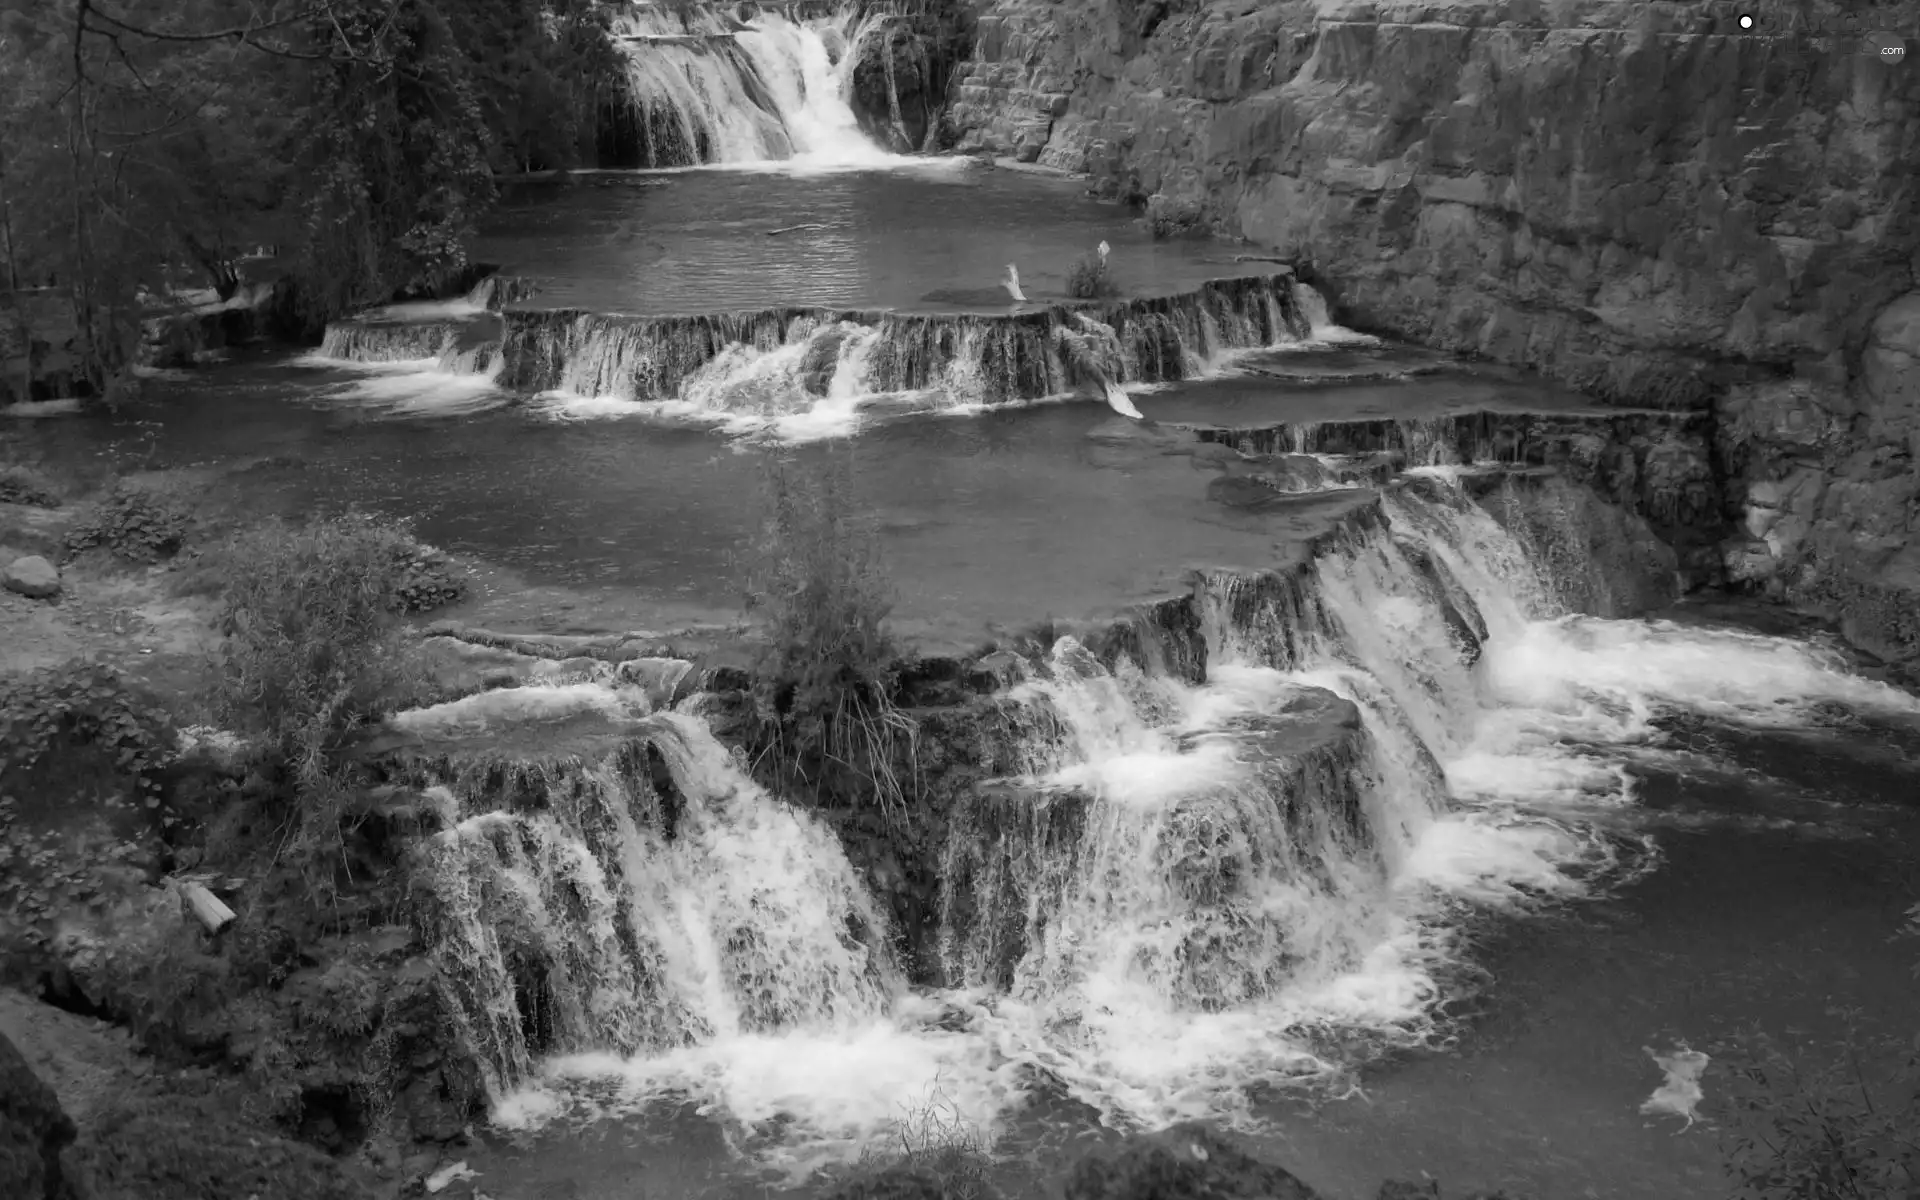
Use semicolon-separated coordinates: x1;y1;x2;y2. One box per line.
0;0;619;391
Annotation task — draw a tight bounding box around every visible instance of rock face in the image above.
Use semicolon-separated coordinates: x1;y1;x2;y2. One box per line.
947;0;1919;667
847;8;977;153
0;1030;80;1200
1063;1124;1321;1200
3;555;61;600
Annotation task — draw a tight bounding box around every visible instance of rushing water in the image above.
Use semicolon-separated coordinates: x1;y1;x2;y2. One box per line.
21;64;1913;1192
392;470;1918;1200
602;7;901;170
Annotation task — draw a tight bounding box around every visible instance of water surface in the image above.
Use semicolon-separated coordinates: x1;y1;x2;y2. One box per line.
476;166;1270;315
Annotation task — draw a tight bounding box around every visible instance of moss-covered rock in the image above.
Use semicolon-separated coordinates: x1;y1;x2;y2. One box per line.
0;1030;79;1200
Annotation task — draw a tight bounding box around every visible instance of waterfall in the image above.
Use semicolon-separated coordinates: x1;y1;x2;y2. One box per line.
417;711;902;1103
317;273;1317;434
602;6;902;169
403;469;1920;1162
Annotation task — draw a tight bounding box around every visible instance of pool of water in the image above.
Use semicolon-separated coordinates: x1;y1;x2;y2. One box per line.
54;347;1603;649
473;164;1270;315
441;606;1919;1200
20;334;1916;1200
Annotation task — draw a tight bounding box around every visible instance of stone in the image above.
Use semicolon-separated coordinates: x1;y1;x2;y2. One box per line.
68;1098;373;1200
966;649;1029;691
947;0;1917;661
2;554;59;599
0;1031;79;1200
1063;1124;1322;1200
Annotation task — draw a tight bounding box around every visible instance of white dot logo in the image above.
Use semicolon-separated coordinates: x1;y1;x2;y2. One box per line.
1739;14;1754;29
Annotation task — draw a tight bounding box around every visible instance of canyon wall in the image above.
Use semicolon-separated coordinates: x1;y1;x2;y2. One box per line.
947;0;1920;669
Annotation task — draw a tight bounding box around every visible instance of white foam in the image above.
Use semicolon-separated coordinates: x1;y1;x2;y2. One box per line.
390;682;643;737
1639;1044;1710;1129
457;472;1910;1168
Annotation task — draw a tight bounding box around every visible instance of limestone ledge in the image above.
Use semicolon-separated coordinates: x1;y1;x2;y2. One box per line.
947;0;1920;667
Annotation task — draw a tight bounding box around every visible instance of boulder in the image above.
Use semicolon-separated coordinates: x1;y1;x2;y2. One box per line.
2;554;59;600
0;1030;79;1200
68;1097;373;1200
1063;1124;1322;1200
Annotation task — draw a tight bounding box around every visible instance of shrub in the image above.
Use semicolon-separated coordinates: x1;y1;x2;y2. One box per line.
830;1084;998;1200
742;452;919;826
1718;912;1920;1198
0;463;62;508
1718;1019;1920;1198
210;512;428;788
1066;252;1117;300
66;480;191;563
1145;192;1205;240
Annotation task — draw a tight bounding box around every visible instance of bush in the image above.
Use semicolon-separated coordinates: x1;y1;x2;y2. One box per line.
1717;913;1920;1198
1718;1020;1920;1198
1066;252;1117;300
1145;192;1205;240
210;513;429;788
742;452;918;825
66;480;191;563
0;463;63;508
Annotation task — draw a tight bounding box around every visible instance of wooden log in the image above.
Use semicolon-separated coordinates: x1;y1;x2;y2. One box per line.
182;882;236;935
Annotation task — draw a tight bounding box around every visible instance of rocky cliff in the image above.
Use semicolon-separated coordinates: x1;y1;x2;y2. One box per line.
947;0;1920;670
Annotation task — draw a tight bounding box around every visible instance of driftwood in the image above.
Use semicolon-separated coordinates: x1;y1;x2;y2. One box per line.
182;882;236;935
766;223;832;236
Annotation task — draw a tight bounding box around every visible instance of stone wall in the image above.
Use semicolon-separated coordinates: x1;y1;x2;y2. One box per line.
947;0;1920;668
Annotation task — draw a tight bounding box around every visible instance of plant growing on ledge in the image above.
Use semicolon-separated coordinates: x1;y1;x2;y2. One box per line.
1066;251;1117;300
208;511;442;894
742;451;919;827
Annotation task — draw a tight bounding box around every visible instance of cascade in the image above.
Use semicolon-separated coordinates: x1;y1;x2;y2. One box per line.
398;464;1920;1153
599;5;901;169
319;273;1314;417
414;710;901;1100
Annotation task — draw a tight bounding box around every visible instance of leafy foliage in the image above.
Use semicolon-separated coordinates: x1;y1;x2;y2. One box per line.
1145;192;1205;240
0;659;174;794
1066;251;1117;300
210;511;428;788
66;480;192;563
0;0;621;382
742;452;919;826
0;660;175;941
1718;1018;1920;1199
0;463;62;507
1718;914;1920;1199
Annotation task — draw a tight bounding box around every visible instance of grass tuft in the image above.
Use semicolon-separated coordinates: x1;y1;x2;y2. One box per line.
742;451;920;827
1066;252;1117;300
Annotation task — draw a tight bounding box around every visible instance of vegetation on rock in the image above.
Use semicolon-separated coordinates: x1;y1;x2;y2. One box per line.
1066;252;1117;300
822;1085;998;1200
742;452;920;828
1145;193;1205;240
0;465;62;509
64;482;193;564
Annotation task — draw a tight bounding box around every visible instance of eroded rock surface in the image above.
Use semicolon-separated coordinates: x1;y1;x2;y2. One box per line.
949;0;1919;666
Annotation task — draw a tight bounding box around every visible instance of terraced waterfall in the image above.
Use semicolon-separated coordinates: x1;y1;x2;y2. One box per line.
139;11;1914;1195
